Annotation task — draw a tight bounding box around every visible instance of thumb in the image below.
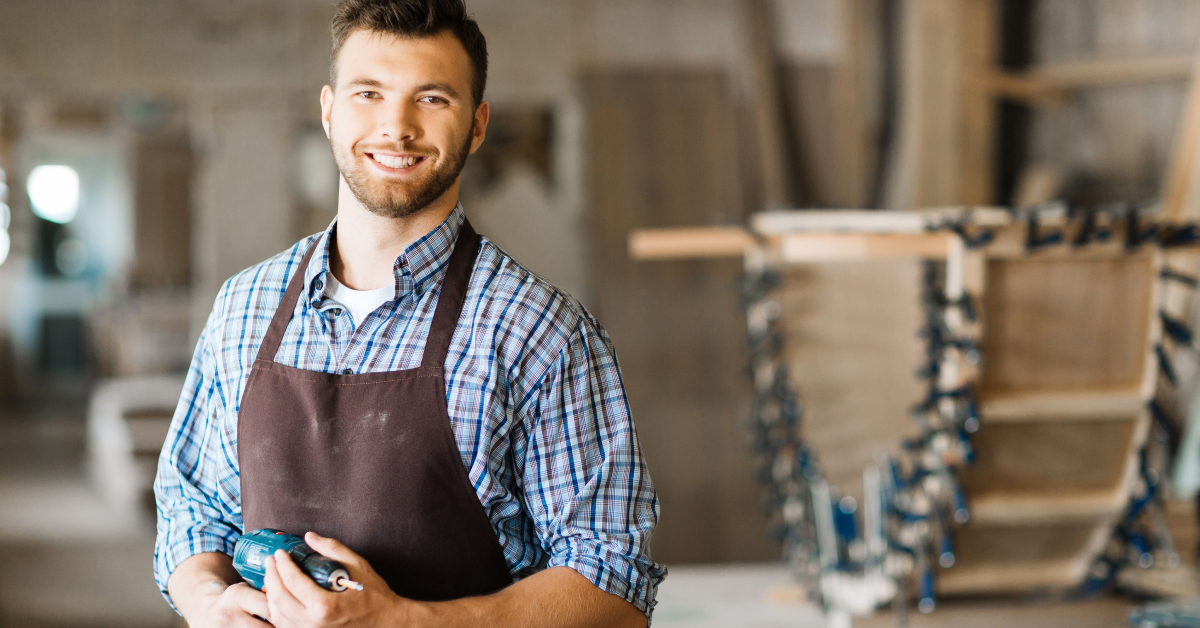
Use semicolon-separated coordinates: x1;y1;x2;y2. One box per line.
305;531;366;568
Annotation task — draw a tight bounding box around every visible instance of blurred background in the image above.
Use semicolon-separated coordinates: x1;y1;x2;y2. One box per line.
4;0;1200;627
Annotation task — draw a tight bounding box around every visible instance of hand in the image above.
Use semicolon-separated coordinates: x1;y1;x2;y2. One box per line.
192;582;271;627
263;532;418;627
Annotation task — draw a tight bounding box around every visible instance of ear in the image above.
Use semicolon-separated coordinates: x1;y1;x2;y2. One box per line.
320;85;334;139
469;101;489;155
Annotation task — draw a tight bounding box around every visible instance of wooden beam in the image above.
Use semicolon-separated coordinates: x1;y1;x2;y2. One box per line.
743;0;791;209
969;489;1128;525
937;559;1086;594
1029;55;1193;89
627;226;756;261
979;389;1146;422
983;56;1195;108
1162;48;1200;221
779;232;953;262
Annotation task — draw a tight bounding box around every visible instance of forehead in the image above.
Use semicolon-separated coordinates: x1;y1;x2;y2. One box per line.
335;29;472;91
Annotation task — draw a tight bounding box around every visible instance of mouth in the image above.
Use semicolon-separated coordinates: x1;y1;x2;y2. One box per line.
365;152;427;172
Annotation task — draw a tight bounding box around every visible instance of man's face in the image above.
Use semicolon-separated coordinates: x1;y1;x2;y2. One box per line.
322;29;487;219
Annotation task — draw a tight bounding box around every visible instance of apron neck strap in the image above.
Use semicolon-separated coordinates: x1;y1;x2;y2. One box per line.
257;239;322;363
255;220;481;368
422;219;480;368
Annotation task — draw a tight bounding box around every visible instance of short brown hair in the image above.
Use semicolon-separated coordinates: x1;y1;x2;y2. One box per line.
330;0;488;108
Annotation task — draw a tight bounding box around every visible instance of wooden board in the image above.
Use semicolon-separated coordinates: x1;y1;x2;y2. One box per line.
955;522;1101;564
132;132;193;289
776;261;925;503
979;253;1156;395
961;417;1139;494
584;69;775;564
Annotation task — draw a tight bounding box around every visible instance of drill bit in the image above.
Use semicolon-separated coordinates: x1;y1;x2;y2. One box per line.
336;576;365;591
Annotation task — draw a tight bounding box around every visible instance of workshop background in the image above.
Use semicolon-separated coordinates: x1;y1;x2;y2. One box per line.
4;0;1200;626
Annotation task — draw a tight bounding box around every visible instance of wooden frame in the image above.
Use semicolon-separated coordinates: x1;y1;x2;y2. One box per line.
630;208;1171;595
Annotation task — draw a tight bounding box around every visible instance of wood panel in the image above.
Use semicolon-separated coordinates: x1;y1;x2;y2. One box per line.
884;0;1000;208
954;522;1099;564
776;261;925;502
961;418;1138;494
980;254;1155;394
132;132;192;289
584;70;774;564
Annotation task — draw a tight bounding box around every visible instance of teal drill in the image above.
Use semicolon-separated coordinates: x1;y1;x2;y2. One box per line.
233;529;364;592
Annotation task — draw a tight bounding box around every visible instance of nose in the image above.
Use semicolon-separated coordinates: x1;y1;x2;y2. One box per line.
379;98;420;143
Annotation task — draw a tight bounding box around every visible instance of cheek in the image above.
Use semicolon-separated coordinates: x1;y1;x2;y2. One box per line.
329;106;374;149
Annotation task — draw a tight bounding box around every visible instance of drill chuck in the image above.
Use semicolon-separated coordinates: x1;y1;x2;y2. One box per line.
233;529;360;592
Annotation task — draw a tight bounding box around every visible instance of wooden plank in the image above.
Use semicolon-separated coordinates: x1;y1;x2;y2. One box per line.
979;389;1147;421
937;559;1085;594
754;209;929;234
968;490;1129;525
954;522;1103;564
958;0;999;205
752;207;1012;234
778;0;883;208
779;232;953;262
627;227;755;261
132;132;193;289
884;0;965;209
584;69;774;564
983;56;1195;107
1029;55;1195;89
1162;48;1200;221
979;254;1156;395
776;261;925;504
742;0;791;209
963;417;1140;495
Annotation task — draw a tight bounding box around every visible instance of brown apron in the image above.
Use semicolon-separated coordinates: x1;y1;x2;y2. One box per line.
237;220;513;601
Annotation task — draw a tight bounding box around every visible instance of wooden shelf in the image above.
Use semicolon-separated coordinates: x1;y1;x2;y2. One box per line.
968;489;1127;525
938;558;1086;595
982;55;1195;107
979;388;1146;422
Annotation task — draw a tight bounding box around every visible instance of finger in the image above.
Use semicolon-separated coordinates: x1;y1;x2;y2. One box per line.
264;555;309;622
304;531;367;569
273;548;333;608
228;582;271;621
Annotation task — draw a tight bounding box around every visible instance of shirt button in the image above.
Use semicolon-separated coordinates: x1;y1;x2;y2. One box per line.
341;368;353;375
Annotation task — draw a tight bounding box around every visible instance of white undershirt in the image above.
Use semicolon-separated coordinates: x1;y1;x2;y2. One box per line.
324;273;394;327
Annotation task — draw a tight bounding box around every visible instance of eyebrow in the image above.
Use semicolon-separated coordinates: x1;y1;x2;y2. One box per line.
345;77;385;89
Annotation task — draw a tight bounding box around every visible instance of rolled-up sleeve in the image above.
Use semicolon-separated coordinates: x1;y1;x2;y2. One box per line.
521;317;666;620
152;293;244;608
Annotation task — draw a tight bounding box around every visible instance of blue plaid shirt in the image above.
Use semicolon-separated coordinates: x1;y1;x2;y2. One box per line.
153;205;665;618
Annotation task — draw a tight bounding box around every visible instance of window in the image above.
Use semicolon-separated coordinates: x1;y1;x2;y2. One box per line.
27;164;80;224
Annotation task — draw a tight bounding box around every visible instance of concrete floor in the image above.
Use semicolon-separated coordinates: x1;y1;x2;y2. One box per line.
654;563;1136;628
0;407;180;628
0;403;1152;628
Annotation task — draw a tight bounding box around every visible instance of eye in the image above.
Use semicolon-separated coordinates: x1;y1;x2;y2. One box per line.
419;95;448;105
357;91;380;99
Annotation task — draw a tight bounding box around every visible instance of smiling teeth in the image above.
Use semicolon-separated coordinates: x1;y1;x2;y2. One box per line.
374;154;418;169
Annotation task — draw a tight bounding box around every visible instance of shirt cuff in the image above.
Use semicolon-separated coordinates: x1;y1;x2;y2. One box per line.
547;549;667;622
155;526;240;612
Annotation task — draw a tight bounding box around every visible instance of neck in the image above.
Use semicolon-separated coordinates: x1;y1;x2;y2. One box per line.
329;179;460;291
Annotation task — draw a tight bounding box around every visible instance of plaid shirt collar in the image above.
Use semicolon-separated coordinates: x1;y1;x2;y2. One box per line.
303;203;467;307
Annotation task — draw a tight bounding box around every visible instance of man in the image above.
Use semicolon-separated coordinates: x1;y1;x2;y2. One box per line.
153;0;665;625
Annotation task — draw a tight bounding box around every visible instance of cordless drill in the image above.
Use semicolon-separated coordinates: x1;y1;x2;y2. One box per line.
233;528;363;592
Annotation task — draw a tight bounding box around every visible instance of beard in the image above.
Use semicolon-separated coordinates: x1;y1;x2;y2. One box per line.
330;122;473;219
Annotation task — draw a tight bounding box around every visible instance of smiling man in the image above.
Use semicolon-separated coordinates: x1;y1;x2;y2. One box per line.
152;1;665;626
